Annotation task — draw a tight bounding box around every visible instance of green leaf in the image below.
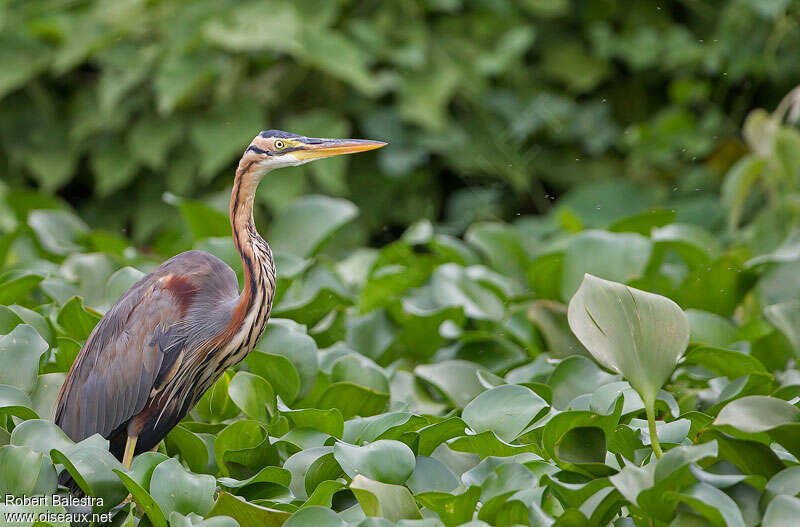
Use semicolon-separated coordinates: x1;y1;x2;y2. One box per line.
548;355;620;410
113;469;168;527
682;346;769;379
0;445;57;496
462;384;548;442
714;397;800;458
250;320;319;402
763;495;800;527
229;371;276;424
721;155;765;231
56;296;101;340
665;482;746;527
562;231;653;299
567;274;689;406
764;300;800;358
269;195;358;258
0;324;49;392
0;385;38;420
686;310;738;347
0;274;44;305
50;445;128;511
165;426;215;475
316;383;390;420
415;360;490;408
349;474;422;522
149;458;215;517
334;440;415;485
206;491;291;527
178;200;231;240
285;506;343;527
714;396;800;434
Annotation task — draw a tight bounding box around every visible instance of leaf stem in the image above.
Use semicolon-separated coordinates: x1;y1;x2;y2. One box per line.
645;400;663;459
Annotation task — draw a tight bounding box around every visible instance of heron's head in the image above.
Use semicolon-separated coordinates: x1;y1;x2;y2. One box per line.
238;130;386;179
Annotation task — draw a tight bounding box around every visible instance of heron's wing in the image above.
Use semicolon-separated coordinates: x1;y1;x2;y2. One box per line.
54;251;238;442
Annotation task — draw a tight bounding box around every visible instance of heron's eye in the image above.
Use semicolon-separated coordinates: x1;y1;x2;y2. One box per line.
274;140;285;150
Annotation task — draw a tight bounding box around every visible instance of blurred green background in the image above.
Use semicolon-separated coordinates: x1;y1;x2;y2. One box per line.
2;0;799;253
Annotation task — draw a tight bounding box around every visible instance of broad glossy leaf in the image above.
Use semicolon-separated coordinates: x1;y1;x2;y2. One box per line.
665;482;746;527
317;382;390;420
462;384;547;442
285;506;343;527
229;371;276;424
568;274;689;405
334;440;415;484
0;324;49;392
251;320;319;402
269;195;358;258
149;458;215;517
206;491;291;527
349;474;422;522
50;444;128;511
0;445;57;496
561;230;652;299
28;209;88;255
414;360;489;408
763;495;800;527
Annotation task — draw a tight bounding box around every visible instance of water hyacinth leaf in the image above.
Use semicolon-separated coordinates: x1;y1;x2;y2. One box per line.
0;385;38;420
762;466;800;506
0;324;49;393
763;495;800;527
415;486;481;527
269;195;358;258
149;458;215;517
764;300;800;357
349;474;422;522
285;506;344;527
568;274;689;410
316;382;390;420
50;445;128;510
333;440;415;484
304;452;344;497
165;425;215;475
714;396;800;433
682;346;769;379
414;360;490;408
686;309;738;347
665;482;746;527
0;304;53;346
561;230;653;299
548;355;620;410
113;469;168;527
206;491;292;527
57;296;102;341
28;209;89;255
251;320;319;401
228;371;276;424
462;384;548;442
284;446;333;500
714;396;800;457
0;445;57;496
196;370;242;423
11;419;74;456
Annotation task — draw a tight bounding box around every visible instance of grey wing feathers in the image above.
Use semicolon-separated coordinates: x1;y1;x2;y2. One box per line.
54;250;238;442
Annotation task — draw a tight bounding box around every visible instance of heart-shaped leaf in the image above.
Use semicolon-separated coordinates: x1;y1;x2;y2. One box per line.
568;274;689;407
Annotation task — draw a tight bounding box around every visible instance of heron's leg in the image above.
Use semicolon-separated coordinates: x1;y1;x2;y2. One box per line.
122;435;138;469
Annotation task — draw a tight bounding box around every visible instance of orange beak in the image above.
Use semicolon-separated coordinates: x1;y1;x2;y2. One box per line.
293;138;387;161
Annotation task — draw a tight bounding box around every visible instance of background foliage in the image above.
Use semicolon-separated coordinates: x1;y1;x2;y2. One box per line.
3;0;800;526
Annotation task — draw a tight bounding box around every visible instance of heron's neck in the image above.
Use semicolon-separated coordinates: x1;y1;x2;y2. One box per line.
229;170;276;325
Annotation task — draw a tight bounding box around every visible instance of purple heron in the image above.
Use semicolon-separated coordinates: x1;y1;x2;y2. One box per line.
53;131;385;482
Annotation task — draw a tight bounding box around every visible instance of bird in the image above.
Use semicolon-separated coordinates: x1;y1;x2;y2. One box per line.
53;131;386;483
